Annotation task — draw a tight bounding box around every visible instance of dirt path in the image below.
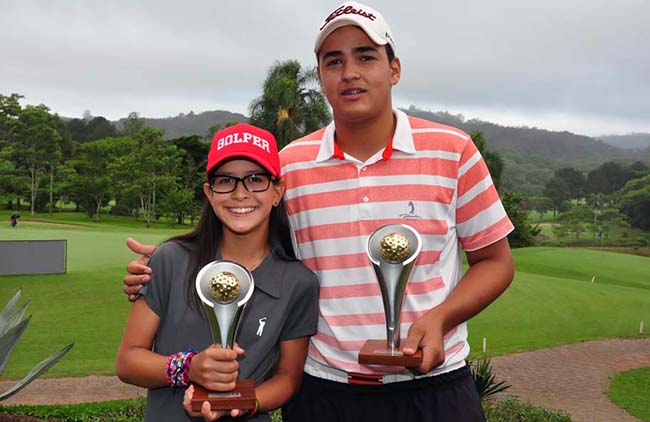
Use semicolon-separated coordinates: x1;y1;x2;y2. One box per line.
2;338;649;421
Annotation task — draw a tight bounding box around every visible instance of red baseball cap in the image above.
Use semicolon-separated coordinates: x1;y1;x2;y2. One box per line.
206;123;280;178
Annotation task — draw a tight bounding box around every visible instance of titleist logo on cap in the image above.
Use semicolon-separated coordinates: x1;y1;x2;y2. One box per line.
320;5;376;30
215;132;270;153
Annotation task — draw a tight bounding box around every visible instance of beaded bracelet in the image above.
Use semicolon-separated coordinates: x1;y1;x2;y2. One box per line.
166;349;197;388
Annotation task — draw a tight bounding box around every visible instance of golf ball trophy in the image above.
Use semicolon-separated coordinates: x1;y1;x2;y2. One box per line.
358;224;423;366
191;260;257;412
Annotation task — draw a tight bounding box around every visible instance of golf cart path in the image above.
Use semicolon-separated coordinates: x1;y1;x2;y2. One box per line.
2;338;649;421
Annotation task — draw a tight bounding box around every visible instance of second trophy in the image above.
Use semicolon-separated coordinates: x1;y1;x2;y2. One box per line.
191;260;257;412
358;224;423;366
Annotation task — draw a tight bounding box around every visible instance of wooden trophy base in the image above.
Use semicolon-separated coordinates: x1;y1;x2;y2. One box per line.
190;379;256;412
358;339;423;366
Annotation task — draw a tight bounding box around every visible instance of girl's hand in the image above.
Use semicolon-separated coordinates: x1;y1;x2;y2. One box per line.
188;344;245;391
183;385;250;421
183;385;225;421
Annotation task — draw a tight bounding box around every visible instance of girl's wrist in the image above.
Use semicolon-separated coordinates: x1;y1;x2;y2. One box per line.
166;349;197;388
249;398;260;415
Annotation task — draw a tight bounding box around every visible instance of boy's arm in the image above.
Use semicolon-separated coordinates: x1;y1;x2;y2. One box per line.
402;237;514;373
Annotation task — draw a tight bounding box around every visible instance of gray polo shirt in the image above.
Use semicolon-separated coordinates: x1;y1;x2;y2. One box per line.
139;242;319;422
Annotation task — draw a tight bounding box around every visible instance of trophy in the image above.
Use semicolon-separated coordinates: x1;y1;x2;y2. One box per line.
191;260;257;412
358;224;423;366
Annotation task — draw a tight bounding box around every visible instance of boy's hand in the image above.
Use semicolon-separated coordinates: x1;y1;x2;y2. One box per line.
123;237;156;301
402;310;446;374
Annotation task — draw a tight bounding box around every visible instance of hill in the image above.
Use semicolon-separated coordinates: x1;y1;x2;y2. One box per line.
108;106;649;164
402;106;643;162
598;133;650;150
115;110;248;139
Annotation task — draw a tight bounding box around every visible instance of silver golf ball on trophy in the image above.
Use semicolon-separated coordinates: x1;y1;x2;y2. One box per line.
358;224;423;366
191;260;257;412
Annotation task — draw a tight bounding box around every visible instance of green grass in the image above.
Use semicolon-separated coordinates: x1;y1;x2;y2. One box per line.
1;214;649;380
0;216;184;378
608;367;650;421
469;246;650;355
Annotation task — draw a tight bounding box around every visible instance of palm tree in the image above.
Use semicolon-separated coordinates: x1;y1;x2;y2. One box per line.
249;60;331;149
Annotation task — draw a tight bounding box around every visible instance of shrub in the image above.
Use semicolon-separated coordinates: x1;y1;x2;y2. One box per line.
0;290;73;401
469;357;511;401
483;396;572;422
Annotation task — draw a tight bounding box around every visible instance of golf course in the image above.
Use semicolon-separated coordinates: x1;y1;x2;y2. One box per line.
1;212;648;381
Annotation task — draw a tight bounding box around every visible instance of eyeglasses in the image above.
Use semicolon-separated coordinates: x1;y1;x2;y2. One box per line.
209;173;274;194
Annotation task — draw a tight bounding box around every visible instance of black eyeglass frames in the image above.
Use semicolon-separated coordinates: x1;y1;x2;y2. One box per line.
209;173;275;194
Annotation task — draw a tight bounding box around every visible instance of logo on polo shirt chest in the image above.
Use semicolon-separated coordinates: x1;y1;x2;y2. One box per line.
399;201;421;219
256;317;267;336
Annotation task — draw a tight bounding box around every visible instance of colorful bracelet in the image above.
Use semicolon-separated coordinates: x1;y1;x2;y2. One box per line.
166;349;197;388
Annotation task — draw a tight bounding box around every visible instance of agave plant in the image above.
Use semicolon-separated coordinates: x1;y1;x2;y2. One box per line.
0;289;73;401
469;357;511;401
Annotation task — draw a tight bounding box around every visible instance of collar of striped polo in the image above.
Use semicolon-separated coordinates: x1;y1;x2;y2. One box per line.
316;109;416;163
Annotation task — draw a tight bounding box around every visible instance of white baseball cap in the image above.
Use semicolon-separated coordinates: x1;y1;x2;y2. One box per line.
314;2;396;55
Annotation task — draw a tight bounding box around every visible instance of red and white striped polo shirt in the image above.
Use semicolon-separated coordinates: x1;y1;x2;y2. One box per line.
280;109;514;379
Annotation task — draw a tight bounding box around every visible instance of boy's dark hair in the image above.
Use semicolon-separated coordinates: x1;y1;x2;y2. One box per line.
167;178;296;310
385;44;395;63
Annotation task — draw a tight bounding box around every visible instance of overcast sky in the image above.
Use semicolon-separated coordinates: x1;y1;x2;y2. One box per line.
2;0;649;137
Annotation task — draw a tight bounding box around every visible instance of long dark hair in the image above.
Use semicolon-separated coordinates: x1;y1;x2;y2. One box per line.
167;180;296;310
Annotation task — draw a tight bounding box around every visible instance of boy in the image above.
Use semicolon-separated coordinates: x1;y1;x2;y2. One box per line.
125;3;514;420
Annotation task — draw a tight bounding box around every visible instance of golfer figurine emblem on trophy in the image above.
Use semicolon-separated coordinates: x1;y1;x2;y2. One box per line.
191;260;257;412
358;224;423;366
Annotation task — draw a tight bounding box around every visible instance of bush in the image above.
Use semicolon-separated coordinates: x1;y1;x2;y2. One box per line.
469;357;511;401
483;396;572;422
0;398;145;422
0;290;73;401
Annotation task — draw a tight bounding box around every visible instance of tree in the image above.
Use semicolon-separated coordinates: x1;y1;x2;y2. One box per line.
586;161;633;195
618;175;650;230
0;93;23;140
204;121;238;142
159;188;195;227
121;112;145;137
249;60;331;149
170;135;209;218
0;93;26;209
501;192;538;247
69;137;137;221
10;105;62;215
597;208;629;241
86;116;118;142
543;176;570;216
109;127;181;226
524;196;554;222
554;206;594;241
554;167;586;205
471;131;504;191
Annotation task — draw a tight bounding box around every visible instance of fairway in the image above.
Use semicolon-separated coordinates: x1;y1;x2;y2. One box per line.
0;216;183;378
1;218;649;378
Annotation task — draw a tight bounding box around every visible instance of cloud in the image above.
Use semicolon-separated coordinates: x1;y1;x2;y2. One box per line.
1;0;648;136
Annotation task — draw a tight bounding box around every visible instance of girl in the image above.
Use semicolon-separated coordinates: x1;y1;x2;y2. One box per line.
116;124;319;422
